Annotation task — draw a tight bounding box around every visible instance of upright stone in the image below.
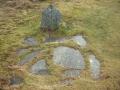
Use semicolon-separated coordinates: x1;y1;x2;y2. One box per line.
41;4;61;31
89;55;100;79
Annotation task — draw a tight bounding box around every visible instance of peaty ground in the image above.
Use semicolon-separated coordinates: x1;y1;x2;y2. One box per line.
0;0;120;90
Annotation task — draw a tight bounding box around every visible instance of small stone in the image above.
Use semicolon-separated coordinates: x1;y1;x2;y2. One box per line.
30;60;49;75
9;76;23;85
72;35;87;47
18;51;40;66
89;55;100;79
24;37;38;46
53;46;85;69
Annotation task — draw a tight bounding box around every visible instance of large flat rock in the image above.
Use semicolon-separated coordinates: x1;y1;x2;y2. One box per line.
53;46;85;69
30;60;49;75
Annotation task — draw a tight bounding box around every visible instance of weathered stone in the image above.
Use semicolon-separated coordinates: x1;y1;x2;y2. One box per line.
89;55;100;79
18;51;40;66
53;46;85;69
24;37;38;46
72;35;87;47
41;4;61;31
30;60;49;75
63;69;81;78
44;37;67;43
9;76;23;85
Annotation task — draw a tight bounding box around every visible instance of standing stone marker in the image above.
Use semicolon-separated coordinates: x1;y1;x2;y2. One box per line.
41;4;61;31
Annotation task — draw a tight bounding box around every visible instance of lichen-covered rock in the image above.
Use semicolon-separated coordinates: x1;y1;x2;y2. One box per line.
89;55;100;79
72;35;87;47
53;46;85;69
41;4;61;31
30;60;49;75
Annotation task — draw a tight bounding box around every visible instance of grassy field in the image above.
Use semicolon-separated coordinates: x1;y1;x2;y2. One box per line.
0;0;120;90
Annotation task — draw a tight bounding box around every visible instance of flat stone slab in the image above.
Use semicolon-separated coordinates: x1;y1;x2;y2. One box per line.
18;51;40;66
72;35;87;47
9;76;23;85
63;69;81;78
89;55;100;79
44;37;67;44
24;37;38;46
53;46;85;69
30;60;49;75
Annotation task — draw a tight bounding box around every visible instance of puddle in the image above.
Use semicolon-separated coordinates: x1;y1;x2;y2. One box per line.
89;55;100;79
18;50;40;66
30;60;49;75
72;35;87;47
53;46;85;69
24;37;38;46
63;69;81;78
9;76;23;85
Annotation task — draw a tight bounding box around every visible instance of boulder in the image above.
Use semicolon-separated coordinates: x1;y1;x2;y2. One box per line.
53;46;85;69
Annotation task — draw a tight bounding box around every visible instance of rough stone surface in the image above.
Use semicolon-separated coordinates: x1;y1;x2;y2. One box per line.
72;35;87;47
18;51;40;66
30;60;48;75
63;69;81;78
41;4;61;31
89;55;100;79
9;76;23;85
24;37;38;46
45;37;67;43
53;46;85;69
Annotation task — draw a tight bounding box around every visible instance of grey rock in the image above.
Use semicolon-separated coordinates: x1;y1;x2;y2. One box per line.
45;37;67;43
53;46;85;69
30;60;49;75
18;51;40;66
89;55;100;79
41;4;61;31
63;69;81;78
72;35;87;47
24;37;38;46
10;76;23;85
